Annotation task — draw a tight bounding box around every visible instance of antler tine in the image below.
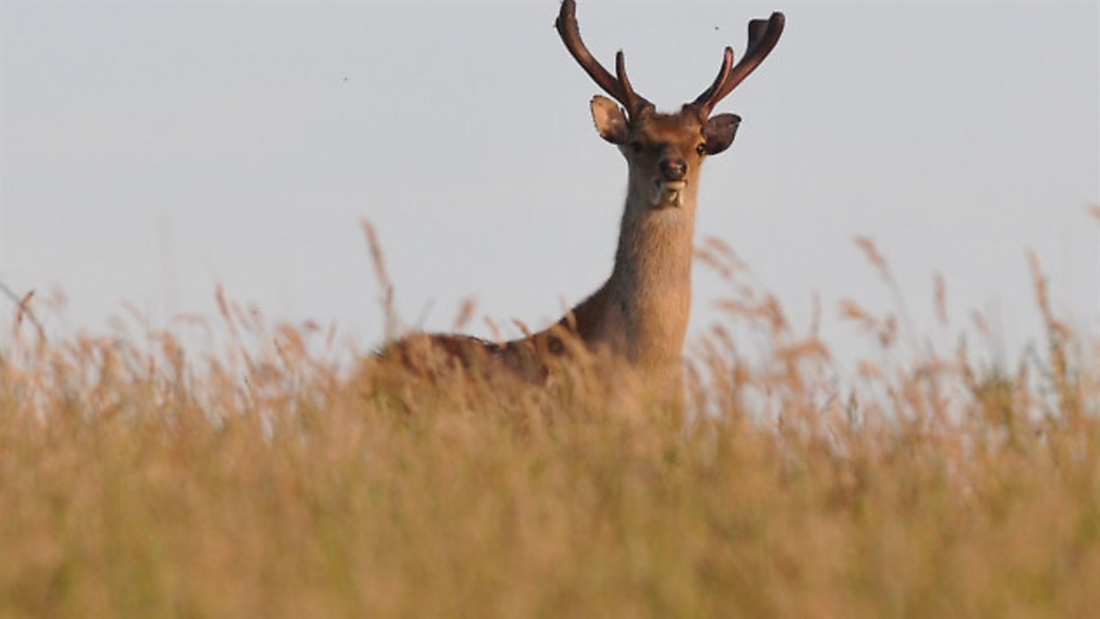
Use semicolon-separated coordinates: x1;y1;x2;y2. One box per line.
693;12;785;117
555;0;650;116
614;51;647;117
691;47;734;115
747;18;771;45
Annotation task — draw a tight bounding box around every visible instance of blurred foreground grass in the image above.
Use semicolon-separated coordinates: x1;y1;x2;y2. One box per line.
1;238;1097;618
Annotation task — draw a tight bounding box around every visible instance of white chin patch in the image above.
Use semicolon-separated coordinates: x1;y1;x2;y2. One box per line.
650;181;687;208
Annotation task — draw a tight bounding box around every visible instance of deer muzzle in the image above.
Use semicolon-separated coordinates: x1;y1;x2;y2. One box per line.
651;180;687;208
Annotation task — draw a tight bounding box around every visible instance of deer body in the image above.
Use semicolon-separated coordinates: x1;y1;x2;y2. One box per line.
377;0;783;411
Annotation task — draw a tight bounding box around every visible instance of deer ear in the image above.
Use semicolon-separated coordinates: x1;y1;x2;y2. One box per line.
702;113;741;155
590;95;631;145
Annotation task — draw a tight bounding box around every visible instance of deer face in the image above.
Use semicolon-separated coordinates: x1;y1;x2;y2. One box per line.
590;96;740;208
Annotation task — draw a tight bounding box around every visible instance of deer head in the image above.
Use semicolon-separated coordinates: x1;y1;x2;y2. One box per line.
556;0;784;209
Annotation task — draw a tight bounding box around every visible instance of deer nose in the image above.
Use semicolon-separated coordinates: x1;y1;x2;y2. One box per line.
660;158;687;181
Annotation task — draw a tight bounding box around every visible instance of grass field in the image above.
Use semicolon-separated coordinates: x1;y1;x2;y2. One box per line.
1;235;1097;618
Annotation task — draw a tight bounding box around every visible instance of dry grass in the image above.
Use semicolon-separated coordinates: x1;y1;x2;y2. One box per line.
1;234;1097;619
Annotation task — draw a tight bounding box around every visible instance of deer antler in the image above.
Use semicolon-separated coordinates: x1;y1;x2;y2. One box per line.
555;0;652;118
692;12;785;118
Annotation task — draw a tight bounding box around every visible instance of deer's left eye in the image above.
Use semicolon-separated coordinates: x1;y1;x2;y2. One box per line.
696;143;707;155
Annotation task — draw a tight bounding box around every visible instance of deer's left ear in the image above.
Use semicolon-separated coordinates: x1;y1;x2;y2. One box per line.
702;113;741;155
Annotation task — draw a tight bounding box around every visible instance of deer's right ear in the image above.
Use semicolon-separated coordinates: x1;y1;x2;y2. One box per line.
590;95;631;145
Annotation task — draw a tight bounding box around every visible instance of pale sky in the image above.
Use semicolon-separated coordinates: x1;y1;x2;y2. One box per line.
2;1;1098;369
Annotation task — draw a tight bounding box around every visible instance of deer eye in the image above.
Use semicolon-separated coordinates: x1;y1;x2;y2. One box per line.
696;143;707;155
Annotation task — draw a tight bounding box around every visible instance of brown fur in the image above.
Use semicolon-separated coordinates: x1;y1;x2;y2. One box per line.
377;108;712;412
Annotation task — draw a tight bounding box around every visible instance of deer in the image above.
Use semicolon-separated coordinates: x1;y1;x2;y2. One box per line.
372;0;784;413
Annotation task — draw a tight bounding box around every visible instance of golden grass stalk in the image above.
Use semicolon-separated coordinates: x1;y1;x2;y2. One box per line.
1;232;1097;619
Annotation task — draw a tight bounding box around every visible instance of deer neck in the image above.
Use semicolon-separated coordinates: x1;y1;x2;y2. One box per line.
570;171;700;372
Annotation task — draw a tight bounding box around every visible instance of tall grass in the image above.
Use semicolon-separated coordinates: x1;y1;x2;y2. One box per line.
1;233;1097;618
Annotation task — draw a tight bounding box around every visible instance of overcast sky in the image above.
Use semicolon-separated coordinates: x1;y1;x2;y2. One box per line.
2;1;1097;368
